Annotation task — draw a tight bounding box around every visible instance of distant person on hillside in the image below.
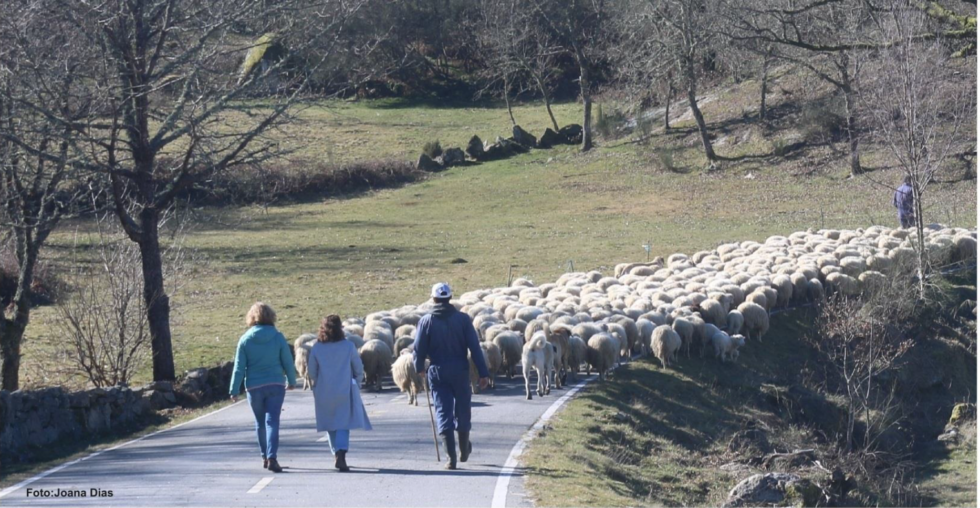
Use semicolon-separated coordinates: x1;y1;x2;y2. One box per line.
307;315;372;472
894;175;916;228
413;282;490;470
229;302;297;473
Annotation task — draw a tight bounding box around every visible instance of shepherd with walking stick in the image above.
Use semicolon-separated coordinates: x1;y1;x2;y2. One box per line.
413;283;490;470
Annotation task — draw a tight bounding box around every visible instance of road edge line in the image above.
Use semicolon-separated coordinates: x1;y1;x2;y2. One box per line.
0;399;246;499
490;375;595;508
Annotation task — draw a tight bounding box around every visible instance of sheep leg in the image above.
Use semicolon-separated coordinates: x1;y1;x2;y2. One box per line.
524;365;533;400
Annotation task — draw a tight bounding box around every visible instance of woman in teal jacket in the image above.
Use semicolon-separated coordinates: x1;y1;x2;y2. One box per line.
229;302;297;472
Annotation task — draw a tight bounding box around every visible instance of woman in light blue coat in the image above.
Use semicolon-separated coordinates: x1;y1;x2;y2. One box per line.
308;315;372;472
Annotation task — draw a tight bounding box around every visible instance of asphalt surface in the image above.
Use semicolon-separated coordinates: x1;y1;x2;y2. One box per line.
2;375;592;507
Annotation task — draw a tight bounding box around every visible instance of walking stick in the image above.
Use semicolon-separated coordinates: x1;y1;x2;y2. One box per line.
424;383;441;462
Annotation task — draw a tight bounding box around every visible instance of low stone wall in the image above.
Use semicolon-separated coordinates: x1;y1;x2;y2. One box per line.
0;361;234;462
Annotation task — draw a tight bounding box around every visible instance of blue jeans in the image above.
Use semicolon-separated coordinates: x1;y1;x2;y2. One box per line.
326;430;350;454
427;365;472;435
247;384;286;459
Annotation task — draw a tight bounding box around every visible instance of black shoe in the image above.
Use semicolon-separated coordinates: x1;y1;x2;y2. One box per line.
267;458;283;473
336;450;350;472
263;458;269;469
458;431;472;463
441;433;457;470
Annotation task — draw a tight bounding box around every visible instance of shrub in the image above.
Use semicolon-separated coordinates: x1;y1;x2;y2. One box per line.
191;158;423;207
595;104;627;140
654;148;680;173
422;140;443;159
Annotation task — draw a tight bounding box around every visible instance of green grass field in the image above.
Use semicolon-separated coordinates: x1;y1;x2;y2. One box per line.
20;71;977;390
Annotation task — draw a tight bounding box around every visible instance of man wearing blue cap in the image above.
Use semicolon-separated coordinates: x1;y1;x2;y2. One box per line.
413;282;490;470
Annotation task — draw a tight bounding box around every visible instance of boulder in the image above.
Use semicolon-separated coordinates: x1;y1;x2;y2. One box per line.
724;472;819;508
465;135;485;160
538;128;563;148
415;153;442;171
482;139;512;160
501;136;529;153
442;147;466;166
512;125;537;148
949;402;975;426
558;124;583;144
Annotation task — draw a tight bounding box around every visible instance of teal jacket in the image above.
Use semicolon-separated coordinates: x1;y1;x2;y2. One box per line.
229;325;298;396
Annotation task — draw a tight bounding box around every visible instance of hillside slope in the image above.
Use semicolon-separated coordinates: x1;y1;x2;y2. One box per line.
20;65;976;389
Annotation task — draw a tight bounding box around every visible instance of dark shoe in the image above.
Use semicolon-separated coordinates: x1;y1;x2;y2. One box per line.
458;431;472;463
441;433;457;470
263;458;269;469
267;458;283;473
336;450;350;472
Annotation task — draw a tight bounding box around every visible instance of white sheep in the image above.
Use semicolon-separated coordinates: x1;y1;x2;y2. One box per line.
359;339;393;392
293;333;318;390
698;298;727;328
493;331;523;379
481;341;502;388
391;352;423;405
522;331;552;400
736;302;769;342
393;336;414;357
726;310;744;336
651;325;682;369
364;323;394;354
567;335;587;379
671;317;694;358
586;333;617;381
711;331;746;362
345;332;365;350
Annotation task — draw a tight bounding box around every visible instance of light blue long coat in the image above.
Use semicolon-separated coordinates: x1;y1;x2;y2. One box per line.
308;340;373;432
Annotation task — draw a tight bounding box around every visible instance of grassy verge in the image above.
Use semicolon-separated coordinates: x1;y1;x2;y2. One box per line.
0;399;238;489
523;309;820;507
916;427;977;508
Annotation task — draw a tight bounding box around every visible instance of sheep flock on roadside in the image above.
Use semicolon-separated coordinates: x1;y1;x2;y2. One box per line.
301;225;977;403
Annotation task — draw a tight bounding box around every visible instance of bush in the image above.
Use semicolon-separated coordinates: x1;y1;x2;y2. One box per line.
654;147;680;173
422;140;443;159
594;104;627;140
191;158;423;207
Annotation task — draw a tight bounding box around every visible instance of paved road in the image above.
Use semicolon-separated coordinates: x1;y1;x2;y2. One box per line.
2;375;592;507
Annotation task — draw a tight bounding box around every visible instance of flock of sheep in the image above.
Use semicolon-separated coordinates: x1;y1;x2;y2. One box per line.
294;224;977;402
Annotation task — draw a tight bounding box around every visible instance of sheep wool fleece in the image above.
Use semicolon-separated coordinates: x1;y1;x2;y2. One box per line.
414;302;490;434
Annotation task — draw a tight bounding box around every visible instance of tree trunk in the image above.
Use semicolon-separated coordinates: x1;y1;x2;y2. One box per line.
578;57;593;152
0;241;38;391
139;208;176;382
0;320;25;390
664;72;674;132
759;48;771;122
533;75;559;131
686;60;716;161
843;87;862;175
503;75;516;126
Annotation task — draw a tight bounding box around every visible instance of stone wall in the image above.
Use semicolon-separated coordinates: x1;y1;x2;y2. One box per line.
0;361;234;462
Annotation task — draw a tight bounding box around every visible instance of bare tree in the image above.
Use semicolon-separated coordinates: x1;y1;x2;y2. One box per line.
0;2;90;390
28;0;367;382
59;211;186;388
616;0;720;161
860;2;975;298
533;0;609;151
730;0;870;175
